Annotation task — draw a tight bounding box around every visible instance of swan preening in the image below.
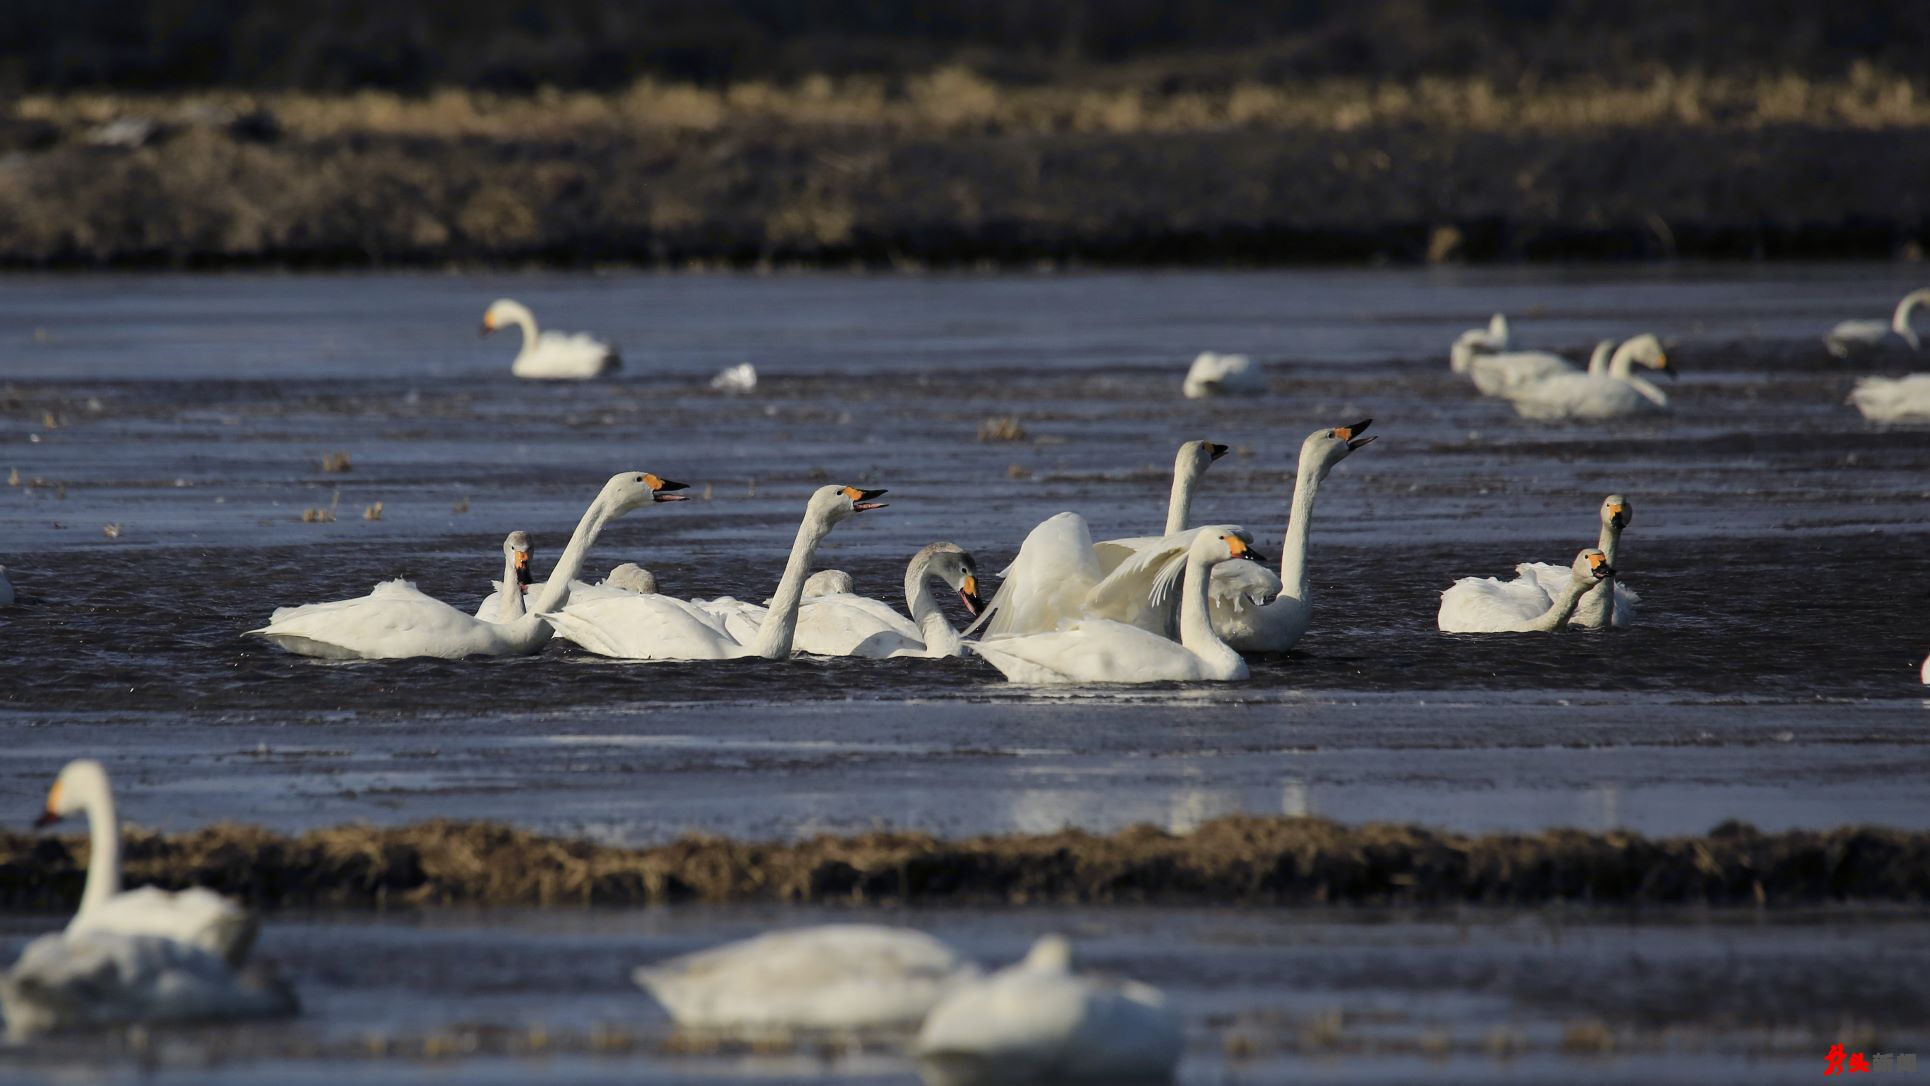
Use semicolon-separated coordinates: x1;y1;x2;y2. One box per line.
1449;313;1511;374
1849;373;1930;421
248;472;688;660
1182;351;1264;398
1499;335;1675;419
1438;548;1615;633
481;298;620;380
1;761;295;1036
1826;288;1930;359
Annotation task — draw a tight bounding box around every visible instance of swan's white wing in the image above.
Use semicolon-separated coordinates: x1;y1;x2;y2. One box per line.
1503;373;1656;419
544;595;743;660
692;596;769;643
0;931;295;1036
1437;572;1553;632
1849;374;1930;421
514;330;617;379
271;577;428;625
970;619;1213;684
1090;535;1161;576
975;513;1103;639
1210;558;1282;611
1468;351;1576;396
69;888;258;968
792;594;924;659
250;582;505;660
917;965;1182;1082
633;925;976;1031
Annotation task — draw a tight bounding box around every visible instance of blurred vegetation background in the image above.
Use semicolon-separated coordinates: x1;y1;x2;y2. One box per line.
2;1;1926;267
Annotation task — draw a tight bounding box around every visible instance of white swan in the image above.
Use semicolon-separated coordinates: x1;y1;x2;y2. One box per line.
1182;352;1264;398
915;935;1183;1086
786;543;983;659
479;532;533;622
1922;652;1929;685
677;571;850;646
632;924;978;1032
543;484;888;660
1437;548;1614;633
803;569;854;596
604;563;658;593
1826;289;1930;359
1469;335;1662;398
1513;495;1640;628
1849;374;1930;421
1449;313;1511;374
710;362;758;393
969;528;1258;684
249;472;688;659
482;299;620;380
1501;339;1676;419
473;559;659;619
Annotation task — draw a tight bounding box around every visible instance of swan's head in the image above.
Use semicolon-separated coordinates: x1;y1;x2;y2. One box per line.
1488;313;1510;341
1301;419;1376;478
1022;934;1074;973
599;472;690;514
916;541;984;616
1193;526;1269;567
1177;439;1230;478
503;532;533;590
604;562;656;594
479;299;529;336
810;484;889;526
1600;495;1633;531
1622;334;1673;378
1572;547;1615;582
35;759;109;828
803;569;854;597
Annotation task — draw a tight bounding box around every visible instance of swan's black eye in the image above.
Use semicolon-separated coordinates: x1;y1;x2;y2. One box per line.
635;475;644;483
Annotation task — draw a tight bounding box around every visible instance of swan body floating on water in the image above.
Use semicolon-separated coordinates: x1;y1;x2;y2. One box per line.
970;528;1259;684
1826;289;1930;359
1437;548;1615;633
711;363;758;393
1848;374;1930;421
482;299;620;380
1501;339;1675;419
1470;335;1664;398
916;935;1183;1086
250;472;687;659
1449;313;1511;374
0;760;295;1036
680;569;854;646
1511;495;1639;627
1182;352;1264;398
633;924;978;1032
544;485;887;660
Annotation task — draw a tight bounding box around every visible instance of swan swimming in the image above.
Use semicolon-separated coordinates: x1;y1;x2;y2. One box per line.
480;531;533;622
1848;373;1930;421
1182;352;1264;398
1500;339;1676;419
1449;313;1511;375
711;362;758;393
249;472;688;659
915;935;1183;1086
1;760;296;1036
1826;288;1930;359
482;299;620;380
543;484;888;660
1513;495;1640;628
970;528;1260;684
1470;335;1663;398
1437;548;1615;633
786;543;984;659
633;924;978;1032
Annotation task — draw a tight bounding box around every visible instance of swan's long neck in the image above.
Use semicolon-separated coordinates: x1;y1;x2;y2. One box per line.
528;495;613;616
1895;290;1930;335
493;550;524;622
904;554;960;657
1574;518;1622;626
79;781;122;916
507;306;539;353
1608;341;1636;379
1178;551;1245;678
1165;453;1200;536
1277;453;1326;606
1585;341;1614;376
1527;575;1598;632
751;513;831;660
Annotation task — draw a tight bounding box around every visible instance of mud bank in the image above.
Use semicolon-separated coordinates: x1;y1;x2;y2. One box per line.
3;816;1924;911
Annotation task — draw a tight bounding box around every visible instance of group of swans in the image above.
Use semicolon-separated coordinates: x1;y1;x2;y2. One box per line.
1453;315;1675;419
2;761;295;1036
634;924;1181;1084
1833;290;1930;420
481;299;621;380
1438;494;1638;632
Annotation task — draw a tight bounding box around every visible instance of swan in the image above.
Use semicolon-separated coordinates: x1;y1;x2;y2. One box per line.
1469;335;1663;398
711;362;758;393
969;528;1259;684
1449;313;1511;374
1513;495;1640;628
632;924;978;1032
678;571;851;646
1848;374;1930;421
1500;339;1677;419
915;935;1182;1086
786;543;983;659
1182;352;1264;398
0;564;12;607
1437;548;1614;633
481;299;620;380
804;569;854;596
249;472;689;659
543;484;888;660
473;559;659;619
479;532;533;622
604;563;657;593
1826;288;1930;359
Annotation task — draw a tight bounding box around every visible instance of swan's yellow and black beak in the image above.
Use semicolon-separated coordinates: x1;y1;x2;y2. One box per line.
1586;552;1616;580
1657;353;1677;379
1334;418;1376;450
33;782;60;829
1224;535;1270;564
841;486;889;512
514;549;533;590
959;574;984;616
1208;443;1230;461
645;475;691;502
479;313;496;337
1607;502;1631;529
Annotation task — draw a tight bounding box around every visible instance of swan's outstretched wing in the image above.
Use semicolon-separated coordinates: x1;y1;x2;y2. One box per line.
972;513;1103;639
1;931;295;1037
1080;526;1269;637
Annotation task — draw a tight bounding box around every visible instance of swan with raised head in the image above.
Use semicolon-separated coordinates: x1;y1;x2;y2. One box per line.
633;924;978;1032
1437;548;1614;633
1514;495;1640;627
1501;340;1676;419
916;935;1182;1086
1849;373;1930;421
1470;336;1662;398
1826;289;1930;359
249;472;688;659
544;484;888;660
1182;352;1264;398
787;543;983;659
478;532;533;622
1449;313;1511;374
482;298;620;380
969;529;1260;684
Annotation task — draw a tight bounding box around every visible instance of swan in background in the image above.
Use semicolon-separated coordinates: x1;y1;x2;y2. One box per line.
482;299;620;380
1826;288;1930;358
474;559;658;619
604;563;657;593
916;935;1183;1086
1501;339;1676;419
803;569;854;596
2;760;296;1036
970;529;1260;684
1848;374;1930;421
711;362;759;393
0;564;12;607
633;925;978;1032
250;472;688;659
1474;334;1664;399
544;484;888;660
1449;313;1511;374
1182;352;1264;398
1516;495;1640;627
1438;548;1614;633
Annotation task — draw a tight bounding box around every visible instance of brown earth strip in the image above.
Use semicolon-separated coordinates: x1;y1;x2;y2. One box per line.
1;816;1923;911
